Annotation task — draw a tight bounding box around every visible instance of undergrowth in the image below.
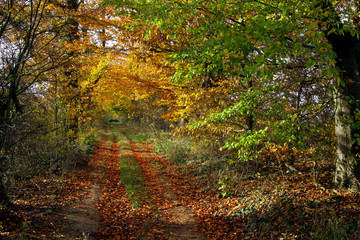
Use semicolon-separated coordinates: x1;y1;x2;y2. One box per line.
151;130;360;239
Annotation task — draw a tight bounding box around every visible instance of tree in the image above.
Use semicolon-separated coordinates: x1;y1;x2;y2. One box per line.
53;0;132;140
321;1;360;189
0;0;135;206
106;0;360;189
0;0;67;205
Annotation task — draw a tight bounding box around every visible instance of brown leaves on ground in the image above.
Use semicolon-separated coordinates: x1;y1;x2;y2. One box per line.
0;154;99;239
95;127;206;239
125;142;360;239
95;132;150;239
1;126;360;239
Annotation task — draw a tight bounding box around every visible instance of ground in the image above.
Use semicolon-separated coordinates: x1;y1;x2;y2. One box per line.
1;124;360;239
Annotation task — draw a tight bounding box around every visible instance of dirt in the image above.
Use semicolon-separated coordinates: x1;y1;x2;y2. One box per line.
61;127;205;239
157;176;206;240
65;183;101;239
126;135;207;240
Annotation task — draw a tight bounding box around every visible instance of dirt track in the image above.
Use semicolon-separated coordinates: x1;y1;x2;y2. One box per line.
68;125;206;239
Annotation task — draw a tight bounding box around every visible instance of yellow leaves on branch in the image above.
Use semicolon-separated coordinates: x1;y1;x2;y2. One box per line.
91;52;175;112
46;0;176;116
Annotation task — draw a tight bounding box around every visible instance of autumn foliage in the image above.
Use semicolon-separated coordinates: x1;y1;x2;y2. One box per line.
1;0;360;239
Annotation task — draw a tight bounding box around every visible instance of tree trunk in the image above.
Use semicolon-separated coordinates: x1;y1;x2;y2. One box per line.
334;88;360;190
64;0;81;141
0;176;11;206
247;79;254;131
328;33;360;190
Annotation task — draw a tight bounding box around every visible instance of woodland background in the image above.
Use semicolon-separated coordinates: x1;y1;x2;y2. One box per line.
1;0;360;239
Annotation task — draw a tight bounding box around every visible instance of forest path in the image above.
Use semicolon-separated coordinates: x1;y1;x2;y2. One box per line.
124;132;206;239
92;124;207;239
62;126;113;239
21;123;208;239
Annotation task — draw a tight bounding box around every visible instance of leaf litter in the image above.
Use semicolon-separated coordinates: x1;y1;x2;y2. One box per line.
1;125;360;239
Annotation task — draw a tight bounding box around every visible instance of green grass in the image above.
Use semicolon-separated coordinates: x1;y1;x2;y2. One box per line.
112;125;150;208
119;155;148;208
123;129;150;143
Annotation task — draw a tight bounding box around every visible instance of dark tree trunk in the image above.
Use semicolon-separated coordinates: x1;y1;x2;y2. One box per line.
327;32;360;190
64;0;81;140
0;177;11;206
247;79;254;131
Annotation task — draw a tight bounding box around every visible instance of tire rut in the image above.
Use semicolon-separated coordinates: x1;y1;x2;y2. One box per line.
124;132;207;240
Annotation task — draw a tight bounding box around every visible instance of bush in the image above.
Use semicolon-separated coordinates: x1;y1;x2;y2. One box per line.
156;136;191;165
154;132;244;194
0;101;90;197
311;213;351;240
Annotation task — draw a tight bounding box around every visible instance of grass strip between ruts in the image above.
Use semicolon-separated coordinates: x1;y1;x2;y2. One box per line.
112;126;149;208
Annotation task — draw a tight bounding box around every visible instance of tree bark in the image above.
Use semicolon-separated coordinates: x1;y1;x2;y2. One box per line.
247;79;254;131
64;0;81;141
328;33;360;190
0;176;11;207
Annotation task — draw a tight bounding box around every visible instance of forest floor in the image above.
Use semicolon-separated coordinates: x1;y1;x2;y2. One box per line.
1;123;360;239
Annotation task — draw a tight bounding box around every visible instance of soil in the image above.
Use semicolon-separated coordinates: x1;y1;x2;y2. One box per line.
65;183;101;239
62;127;206;239
156;176;206;239
126;136;206;240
